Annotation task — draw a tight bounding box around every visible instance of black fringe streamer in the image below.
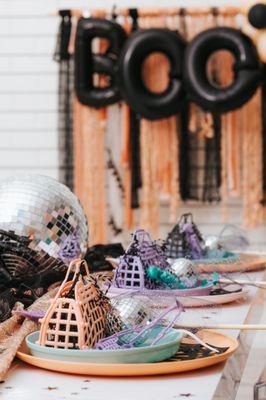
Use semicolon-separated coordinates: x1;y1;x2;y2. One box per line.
54;10;74;190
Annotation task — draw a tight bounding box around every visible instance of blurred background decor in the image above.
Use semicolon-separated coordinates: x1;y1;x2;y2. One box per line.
0;0;266;248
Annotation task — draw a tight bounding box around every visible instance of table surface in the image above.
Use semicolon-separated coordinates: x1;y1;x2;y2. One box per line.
1;270;266;400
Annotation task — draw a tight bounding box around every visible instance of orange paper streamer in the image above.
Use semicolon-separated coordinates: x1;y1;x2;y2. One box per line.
74;100;107;244
242;89;264;228
73;19;108;245
121;103;133;229
220;15;242;222
138;15;181;234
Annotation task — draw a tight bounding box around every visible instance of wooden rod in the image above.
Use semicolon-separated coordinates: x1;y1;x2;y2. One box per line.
50;6;242;18
219;278;266;288
174;323;266;331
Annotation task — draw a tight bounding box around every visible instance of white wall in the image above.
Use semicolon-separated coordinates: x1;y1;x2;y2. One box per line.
0;0;59;178
0;0;265;247
0;0;243;177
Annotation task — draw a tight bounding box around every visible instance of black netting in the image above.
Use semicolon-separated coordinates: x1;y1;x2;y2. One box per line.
179;10;221;203
129;9;142;209
164;213;205;259
180;111;221;203
0;230;67;323
54;10;74;190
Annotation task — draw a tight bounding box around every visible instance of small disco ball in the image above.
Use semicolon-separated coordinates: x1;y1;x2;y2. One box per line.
205;235;222;251
205;235;226;258
169;258;198;289
0;175;88;263
105;296;154;335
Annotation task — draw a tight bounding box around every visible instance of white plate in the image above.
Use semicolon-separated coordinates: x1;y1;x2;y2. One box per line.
107;254;266;273
106;286;249;308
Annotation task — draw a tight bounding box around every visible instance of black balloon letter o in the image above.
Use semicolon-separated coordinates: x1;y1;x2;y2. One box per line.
184;27;261;113
75;18;126;108
248;3;266;29
118;29;186;120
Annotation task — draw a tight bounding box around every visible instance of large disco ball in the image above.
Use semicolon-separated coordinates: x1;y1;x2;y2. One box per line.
0;175;88;262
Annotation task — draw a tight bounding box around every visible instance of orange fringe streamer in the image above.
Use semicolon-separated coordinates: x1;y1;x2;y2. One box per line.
73;100;107;245
219;15;242;222
219;17;263;228
242;89;264;228
121;103;133;229
73;16;108;245
139;119;160;233
138;15;181;234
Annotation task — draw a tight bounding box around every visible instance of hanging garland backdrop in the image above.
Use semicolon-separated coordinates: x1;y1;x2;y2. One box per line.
55;6;266;244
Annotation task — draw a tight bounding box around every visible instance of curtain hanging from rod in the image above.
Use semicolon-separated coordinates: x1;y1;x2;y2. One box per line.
54;6;265;243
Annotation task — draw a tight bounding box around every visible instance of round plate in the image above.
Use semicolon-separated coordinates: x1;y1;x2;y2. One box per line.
107;254;266;274
178;286;248;307
107;286;248;308
108;282;213;298
196;254;266;273
26;327;182;364
16;330;238;376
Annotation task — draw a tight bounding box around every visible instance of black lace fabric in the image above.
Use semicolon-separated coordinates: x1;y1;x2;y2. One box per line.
54;10;74;190
84;243;124;273
129;9;142;209
179;109;221;203
0;230;66;323
179;10;222;203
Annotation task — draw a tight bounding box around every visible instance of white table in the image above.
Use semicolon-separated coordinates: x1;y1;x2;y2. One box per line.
1;270;266;400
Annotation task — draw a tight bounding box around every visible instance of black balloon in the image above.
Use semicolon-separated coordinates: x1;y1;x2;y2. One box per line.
248;3;266;29
118;29;186;120
75;18;126;108
74;21;262;116
184;27;261;113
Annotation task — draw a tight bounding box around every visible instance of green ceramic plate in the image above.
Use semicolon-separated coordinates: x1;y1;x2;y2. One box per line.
26;326;182;364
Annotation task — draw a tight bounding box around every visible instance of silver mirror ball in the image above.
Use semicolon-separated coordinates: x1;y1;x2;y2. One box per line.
105;296;154;335
0;174;88;261
170;258;199;288
205;235;222;251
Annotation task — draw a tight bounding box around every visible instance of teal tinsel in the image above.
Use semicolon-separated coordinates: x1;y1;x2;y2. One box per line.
146;265;182;289
146;266;219;290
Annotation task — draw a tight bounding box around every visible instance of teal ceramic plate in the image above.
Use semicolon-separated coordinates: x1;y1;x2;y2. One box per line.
26;327;182;364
